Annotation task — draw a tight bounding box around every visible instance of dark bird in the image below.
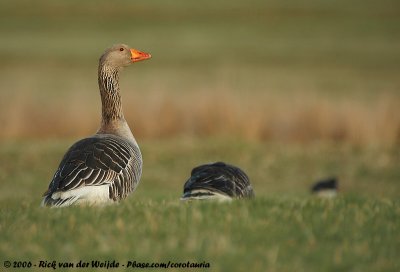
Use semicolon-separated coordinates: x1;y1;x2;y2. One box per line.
181;162;255;201
311;177;338;198
41;44;151;207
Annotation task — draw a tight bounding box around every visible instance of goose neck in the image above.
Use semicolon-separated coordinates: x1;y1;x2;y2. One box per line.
98;65;124;125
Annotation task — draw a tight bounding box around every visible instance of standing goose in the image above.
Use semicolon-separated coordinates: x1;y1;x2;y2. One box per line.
41;44;151;207
181;162;255;201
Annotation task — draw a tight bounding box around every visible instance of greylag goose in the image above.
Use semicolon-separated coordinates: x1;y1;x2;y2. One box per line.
41;44;151;207
181;162;255;201
311;177;338;198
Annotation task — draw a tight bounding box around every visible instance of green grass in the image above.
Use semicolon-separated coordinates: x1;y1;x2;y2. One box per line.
1;138;399;271
1;194;399;271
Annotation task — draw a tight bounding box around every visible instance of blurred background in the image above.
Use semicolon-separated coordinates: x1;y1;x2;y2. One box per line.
1;0;399;144
0;0;399;198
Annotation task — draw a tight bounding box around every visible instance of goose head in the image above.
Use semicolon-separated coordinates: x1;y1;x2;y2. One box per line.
99;44;151;69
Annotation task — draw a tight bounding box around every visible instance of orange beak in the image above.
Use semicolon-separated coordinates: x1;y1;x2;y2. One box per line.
130;48;151;62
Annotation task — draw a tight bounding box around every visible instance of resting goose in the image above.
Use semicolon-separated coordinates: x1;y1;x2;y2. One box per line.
41;44;151;207
311;177;338;198
181;162;255;201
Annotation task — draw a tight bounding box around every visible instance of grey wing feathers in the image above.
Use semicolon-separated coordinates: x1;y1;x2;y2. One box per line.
182;162;254;199
42;135;142;206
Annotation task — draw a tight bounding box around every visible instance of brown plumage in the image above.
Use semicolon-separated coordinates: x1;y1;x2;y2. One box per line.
42;44;151;207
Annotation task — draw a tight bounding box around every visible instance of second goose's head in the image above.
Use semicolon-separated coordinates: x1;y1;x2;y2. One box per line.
99;44;151;69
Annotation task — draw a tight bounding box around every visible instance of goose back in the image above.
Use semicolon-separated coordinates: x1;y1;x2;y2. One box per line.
181;162;254;201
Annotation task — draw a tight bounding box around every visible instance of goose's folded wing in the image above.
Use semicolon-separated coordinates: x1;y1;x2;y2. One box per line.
183;162;254;198
45;136;141;198
183;164;233;195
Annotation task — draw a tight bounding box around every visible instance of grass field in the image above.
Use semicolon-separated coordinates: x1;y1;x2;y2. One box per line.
1;139;399;271
1;0;400;271
1;195;399;272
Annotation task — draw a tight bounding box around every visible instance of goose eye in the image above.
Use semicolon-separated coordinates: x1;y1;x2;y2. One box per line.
119;48;124;51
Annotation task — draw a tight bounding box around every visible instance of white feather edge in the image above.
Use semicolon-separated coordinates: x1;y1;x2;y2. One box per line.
180;189;232;202
41;184;113;207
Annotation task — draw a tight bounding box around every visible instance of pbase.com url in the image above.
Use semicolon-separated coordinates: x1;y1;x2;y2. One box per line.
127;261;210;269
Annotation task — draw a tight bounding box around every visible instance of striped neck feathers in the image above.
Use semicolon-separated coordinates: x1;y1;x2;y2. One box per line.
98;65;124;125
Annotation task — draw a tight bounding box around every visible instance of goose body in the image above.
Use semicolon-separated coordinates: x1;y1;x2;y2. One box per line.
311;177;338;198
42;44;151;207
181;162;255;201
